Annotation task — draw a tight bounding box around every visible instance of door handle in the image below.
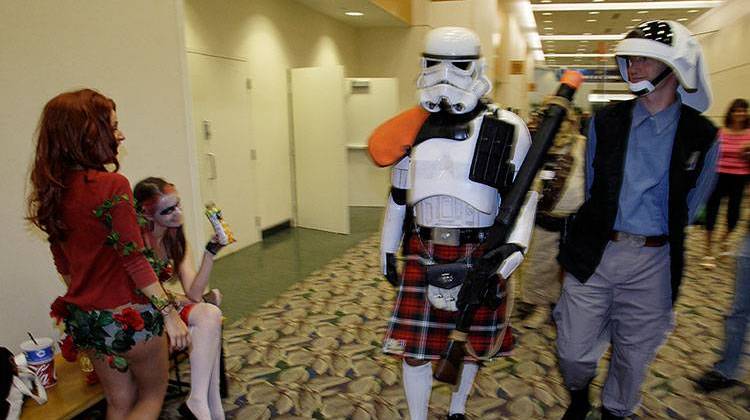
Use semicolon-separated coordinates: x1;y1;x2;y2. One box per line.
207;152;217;180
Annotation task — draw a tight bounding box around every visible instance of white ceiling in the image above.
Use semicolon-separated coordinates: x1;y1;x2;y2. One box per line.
531;0;725;67
292;0;408;27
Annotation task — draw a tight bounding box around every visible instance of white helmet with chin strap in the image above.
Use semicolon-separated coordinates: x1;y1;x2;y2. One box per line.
417;26;492;114
615;20;712;112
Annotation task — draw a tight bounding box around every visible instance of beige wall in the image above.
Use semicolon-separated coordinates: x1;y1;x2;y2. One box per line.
183;0;360;230
0;0;200;351
690;0;750;125
494;3;532;117
357;0;511;112
531;68;629;114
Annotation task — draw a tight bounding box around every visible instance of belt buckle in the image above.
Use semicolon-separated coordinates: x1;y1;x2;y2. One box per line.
431;227;461;246
624;232;646;247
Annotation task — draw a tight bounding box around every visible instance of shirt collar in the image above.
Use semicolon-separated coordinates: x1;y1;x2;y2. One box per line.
632;96;682;135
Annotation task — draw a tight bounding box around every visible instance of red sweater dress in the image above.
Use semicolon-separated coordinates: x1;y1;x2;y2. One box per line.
50;170;158;311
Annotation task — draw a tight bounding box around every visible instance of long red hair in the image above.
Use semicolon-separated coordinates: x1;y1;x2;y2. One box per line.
27;89;119;242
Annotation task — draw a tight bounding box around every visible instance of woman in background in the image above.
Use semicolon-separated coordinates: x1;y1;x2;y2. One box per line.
134;177;225;420
27;89;189;419
704;99;750;262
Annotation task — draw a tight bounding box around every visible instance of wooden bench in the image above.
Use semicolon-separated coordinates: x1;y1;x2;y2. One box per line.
21;354;104;420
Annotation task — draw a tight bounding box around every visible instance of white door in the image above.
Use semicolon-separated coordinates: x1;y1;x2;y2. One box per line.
290;66;350;234
188;53;260;253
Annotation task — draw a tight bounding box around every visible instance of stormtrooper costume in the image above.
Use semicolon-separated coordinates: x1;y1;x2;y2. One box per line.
368;27;537;420
556;21;717;419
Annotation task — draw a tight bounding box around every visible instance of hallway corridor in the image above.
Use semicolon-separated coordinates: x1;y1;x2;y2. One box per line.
162;212;750;419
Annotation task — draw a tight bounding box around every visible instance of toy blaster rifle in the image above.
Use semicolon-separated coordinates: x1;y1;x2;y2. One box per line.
434;70;584;384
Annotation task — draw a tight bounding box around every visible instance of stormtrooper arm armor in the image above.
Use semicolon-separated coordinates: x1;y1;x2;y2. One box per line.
493;110;538;279
381;156;410;282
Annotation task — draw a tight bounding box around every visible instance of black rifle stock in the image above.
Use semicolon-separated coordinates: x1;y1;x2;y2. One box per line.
434;71;583;384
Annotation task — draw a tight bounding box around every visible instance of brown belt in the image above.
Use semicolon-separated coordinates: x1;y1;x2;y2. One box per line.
609;231;668;247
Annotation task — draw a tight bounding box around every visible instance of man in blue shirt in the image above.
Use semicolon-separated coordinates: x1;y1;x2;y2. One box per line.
555;21;718;419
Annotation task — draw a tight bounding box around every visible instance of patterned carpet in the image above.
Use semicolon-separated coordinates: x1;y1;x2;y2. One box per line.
161;225;750;419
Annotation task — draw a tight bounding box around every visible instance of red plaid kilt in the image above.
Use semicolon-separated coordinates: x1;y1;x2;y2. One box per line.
383;233;514;361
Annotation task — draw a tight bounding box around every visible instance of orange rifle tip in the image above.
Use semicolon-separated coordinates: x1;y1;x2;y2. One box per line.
560;70;584;89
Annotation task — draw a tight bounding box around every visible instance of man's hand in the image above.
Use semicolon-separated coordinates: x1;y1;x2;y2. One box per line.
384;253;400;287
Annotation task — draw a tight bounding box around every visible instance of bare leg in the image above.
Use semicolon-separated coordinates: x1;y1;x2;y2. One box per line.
91;355;137;420
186;303;223;420
91;334;168;420
126;334;169;419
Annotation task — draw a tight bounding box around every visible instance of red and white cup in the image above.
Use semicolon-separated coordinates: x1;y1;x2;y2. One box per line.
20;338;57;388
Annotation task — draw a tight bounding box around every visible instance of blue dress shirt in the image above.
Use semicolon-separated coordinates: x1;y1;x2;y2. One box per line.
585;98;718;236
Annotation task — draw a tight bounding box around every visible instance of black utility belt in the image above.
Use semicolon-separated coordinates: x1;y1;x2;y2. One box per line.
417;226;489;246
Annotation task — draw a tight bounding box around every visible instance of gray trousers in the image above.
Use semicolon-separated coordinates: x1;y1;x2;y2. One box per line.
553;239;673;417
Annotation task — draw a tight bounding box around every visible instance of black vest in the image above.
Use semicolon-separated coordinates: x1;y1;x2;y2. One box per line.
558;100;717;303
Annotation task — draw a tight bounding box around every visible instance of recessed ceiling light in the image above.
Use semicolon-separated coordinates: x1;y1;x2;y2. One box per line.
593;0;605;3
542;12;552;16
631;18;642;22
637;10;648;14
626;25;634;29
345;11;363;16
587;19;597;22
589;11;600;15
544;27;555;31
533;2;721;12
677;17;688;21
583;32;592;35
541;0;552;3
688;9;699;13
544;20;553;23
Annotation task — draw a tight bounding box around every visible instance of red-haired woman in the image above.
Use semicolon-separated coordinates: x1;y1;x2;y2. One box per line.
134;177;225;420
27;89;189;419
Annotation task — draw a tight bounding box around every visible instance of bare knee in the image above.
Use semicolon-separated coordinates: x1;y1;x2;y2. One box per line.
105;390;137;416
190;303;223;329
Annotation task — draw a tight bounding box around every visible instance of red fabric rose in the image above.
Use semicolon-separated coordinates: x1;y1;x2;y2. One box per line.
158;263;173;282
85;370;100;385
113;307;145;331
86;370;99;385
49;296;70;324
60;335;78;362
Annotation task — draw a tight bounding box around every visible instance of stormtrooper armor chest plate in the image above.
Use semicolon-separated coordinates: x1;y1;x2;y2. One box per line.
408;114;500;227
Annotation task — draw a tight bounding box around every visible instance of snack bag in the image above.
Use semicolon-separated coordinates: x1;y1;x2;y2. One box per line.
204;202;236;245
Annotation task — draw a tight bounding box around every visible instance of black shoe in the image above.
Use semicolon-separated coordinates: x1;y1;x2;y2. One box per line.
601;406;625;420
562;385;591;420
696;370;739;392
447;414;466;420
178;401;198;420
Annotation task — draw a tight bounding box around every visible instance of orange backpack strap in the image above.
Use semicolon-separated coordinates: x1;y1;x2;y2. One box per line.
368;106;430;167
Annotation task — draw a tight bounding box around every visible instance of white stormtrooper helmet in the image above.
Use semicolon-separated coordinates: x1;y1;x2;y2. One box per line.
417;26;492;114
615;20;712;112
